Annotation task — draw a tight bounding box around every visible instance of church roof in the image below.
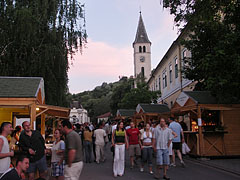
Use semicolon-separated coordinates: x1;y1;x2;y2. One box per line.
133;13;151;45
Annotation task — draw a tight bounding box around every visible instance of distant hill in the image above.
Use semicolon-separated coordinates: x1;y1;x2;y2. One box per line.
69;77;130;121
68;76;159;122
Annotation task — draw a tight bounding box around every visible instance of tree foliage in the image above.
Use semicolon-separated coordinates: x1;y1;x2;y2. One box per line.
110;77;133;115
69;77;159;121
161;0;240;103
0;0;87;106
119;81;160;109
110;76;160;114
71;82;114;121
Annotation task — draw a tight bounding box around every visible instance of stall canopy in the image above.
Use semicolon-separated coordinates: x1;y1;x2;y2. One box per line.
116;109;135;120
0;77;70;135
136;104;170;114
134;104;170;124
171;91;240;157
172;91;237;114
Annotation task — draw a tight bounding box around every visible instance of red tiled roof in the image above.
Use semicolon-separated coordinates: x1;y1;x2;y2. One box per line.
97;112;111;118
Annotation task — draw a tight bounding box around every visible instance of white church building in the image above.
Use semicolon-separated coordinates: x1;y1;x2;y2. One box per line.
70;107;90;124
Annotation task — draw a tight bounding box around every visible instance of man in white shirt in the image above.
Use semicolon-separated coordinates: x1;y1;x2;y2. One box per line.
94;122;107;164
0;122;14;177
153;118;172;180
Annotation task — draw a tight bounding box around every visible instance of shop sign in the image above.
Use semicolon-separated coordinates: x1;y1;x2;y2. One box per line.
176;92;189;107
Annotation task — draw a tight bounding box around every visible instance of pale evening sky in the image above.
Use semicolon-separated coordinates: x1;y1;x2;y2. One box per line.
68;0;178;93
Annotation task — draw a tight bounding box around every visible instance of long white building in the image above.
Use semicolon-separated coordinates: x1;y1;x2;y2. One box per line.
147;29;195;108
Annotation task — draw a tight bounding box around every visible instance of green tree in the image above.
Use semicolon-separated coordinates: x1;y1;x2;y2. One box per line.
71;82;113;121
119;81;160;109
0;0;87;106
161;0;240;103
110;77;133;115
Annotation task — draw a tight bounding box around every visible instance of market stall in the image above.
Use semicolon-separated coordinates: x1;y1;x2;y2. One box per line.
171;91;240;157
115;109;135;121
133;104;170;125
0;77;70;137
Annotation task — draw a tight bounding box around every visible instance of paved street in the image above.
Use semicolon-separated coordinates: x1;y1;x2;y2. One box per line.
81;144;240;180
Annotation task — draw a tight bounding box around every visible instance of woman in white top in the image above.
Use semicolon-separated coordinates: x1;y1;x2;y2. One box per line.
139;123;153;174
48;129;65;180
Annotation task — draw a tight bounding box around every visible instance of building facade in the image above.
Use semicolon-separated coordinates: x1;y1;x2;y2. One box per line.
133;12;152;82
147;30;195;108
70;107;90;124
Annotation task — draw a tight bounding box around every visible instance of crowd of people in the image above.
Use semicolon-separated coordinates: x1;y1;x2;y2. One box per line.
110;117;186;179
0;117;187;180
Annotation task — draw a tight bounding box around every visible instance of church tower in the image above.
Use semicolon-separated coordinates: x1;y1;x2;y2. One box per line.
133;12;151;82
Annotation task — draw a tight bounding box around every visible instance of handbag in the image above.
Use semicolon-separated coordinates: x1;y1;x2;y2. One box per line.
182;142;190;154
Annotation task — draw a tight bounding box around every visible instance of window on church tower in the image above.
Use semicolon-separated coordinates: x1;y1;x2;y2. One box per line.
141;67;145;77
143;46;146;52
139;46;142;53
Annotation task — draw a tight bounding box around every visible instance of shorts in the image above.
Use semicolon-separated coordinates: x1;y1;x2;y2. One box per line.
129;144;141;157
64;161;83;180
156;149;169;165
27;156;48;173
51;162;64;177
172;142;181;150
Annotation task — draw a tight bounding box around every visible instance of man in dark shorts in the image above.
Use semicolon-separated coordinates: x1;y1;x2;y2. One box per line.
19;121;47;180
0;155;29;180
168;117;185;167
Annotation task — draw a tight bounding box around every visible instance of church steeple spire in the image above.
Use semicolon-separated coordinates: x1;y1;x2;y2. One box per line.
133;13;151;46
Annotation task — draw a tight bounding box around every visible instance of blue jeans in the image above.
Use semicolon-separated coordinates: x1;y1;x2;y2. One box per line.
156;149;169;165
141;147;153;166
84;141;93;163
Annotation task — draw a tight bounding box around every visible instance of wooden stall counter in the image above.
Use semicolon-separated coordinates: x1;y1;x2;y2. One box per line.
184;131;227;157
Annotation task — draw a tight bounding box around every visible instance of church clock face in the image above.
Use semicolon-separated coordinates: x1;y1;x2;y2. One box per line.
140;56;145;62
